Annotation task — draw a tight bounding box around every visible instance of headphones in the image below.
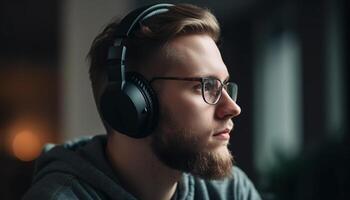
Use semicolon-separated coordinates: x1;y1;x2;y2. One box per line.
99;4;174;138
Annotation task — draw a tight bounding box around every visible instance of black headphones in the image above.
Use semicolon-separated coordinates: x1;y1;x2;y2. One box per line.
99;3;174;138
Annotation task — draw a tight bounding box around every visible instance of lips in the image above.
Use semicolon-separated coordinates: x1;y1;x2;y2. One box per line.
213;128;230;136
213;128;231;140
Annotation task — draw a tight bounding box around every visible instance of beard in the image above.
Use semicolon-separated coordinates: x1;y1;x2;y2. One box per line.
151;109;234;180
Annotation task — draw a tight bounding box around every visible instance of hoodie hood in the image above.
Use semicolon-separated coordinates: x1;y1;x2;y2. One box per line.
32;135;137;199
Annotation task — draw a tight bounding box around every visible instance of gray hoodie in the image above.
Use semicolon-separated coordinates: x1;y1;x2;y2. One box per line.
23;135;261;200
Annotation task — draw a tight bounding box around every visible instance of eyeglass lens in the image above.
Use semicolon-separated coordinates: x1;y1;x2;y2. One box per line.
203;79;237;104
226;82;238;102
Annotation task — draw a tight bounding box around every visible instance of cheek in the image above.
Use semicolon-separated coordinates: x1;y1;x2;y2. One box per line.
159;90;214;129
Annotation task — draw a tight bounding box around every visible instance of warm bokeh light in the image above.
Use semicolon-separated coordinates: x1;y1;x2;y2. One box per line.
4;115;57;161
11;130;42;162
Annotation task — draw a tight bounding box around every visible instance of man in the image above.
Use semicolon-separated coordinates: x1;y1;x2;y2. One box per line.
24;3;261;200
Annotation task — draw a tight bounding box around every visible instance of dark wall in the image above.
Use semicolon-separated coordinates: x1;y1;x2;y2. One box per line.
0;1;60;199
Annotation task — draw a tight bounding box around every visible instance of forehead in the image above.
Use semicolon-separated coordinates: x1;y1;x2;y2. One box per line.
158;34;228;79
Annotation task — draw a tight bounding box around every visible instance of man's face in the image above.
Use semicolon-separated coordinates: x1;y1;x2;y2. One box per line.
150;34;241;180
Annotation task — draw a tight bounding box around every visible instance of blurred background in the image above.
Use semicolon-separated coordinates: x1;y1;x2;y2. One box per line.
0;0;348;199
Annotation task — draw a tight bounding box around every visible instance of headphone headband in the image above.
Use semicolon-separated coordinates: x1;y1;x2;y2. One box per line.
116;3;174;38
106;3;174;88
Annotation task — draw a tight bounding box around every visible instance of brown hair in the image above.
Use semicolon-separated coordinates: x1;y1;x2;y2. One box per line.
88;3;220;107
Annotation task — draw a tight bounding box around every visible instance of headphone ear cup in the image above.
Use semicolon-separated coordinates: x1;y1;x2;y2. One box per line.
99;72;158;138
127;72;159;131
99;83;133;135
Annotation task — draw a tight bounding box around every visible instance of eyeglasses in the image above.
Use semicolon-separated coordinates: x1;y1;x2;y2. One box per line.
150;76;238;105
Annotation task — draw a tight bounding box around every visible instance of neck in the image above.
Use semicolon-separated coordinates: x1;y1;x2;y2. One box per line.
106;132;182;200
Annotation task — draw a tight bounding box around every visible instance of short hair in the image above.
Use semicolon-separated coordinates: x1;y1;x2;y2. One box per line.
87;3;220;109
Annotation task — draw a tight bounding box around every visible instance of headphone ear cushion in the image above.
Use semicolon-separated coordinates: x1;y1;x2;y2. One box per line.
99;72;158;138
126;72;159;132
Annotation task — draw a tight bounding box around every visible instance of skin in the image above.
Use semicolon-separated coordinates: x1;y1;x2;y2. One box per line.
106;34;241;200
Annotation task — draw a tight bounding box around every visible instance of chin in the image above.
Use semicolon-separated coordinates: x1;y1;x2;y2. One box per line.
206;139;230;152
191;145;234;180
215;145;231;158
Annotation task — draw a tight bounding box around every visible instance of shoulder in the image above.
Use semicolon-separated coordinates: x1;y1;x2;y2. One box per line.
229;167;261;200
23;172;104;200
187;167;261;200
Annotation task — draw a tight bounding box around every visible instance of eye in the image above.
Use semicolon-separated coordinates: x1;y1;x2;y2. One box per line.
203;79;216;91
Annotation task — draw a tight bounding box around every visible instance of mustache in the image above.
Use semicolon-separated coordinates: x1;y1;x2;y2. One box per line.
214;120;234;132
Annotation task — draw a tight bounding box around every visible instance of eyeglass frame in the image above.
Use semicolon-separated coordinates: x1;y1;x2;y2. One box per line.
149;76;238;105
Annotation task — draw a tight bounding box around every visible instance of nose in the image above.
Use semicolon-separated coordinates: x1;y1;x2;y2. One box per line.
215;90;241;120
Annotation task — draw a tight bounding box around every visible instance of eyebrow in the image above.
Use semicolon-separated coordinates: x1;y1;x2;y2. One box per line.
149;74;231;84
205;75;230;83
